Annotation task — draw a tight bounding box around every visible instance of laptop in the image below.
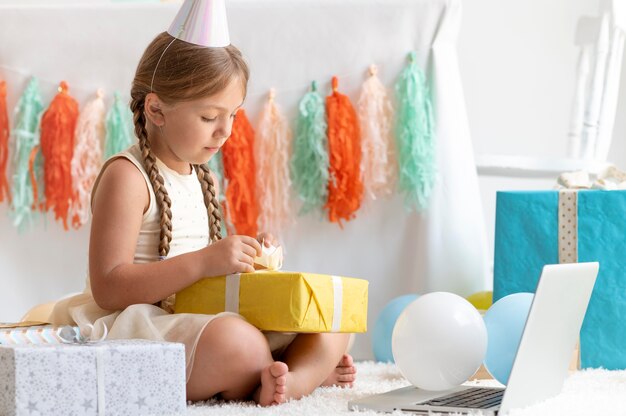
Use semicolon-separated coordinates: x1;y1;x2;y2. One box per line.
349;262;599;415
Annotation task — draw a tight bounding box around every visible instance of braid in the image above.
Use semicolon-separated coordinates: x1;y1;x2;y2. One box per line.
130;96;173;258
194;164;223;243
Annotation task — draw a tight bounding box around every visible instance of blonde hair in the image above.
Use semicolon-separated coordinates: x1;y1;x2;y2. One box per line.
130;32;249;258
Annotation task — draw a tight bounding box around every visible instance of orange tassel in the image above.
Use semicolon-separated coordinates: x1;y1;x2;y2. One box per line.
222;109;258;237
325;76;363;225
0;81;10;204
40;81;79;230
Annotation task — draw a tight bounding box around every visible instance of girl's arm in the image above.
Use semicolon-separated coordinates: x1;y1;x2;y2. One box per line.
89;158;260;311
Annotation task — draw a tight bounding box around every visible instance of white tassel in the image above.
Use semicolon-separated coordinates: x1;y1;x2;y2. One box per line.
70;89;106;228
256;88;292;239
358;64;396;200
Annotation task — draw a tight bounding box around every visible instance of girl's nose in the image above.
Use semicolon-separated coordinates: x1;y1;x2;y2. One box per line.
215;120;232;140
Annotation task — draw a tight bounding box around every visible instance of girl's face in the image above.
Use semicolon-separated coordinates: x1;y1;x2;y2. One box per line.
151;77;245;173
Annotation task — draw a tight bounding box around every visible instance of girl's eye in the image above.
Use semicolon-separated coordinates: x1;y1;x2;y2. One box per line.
202;116;217;122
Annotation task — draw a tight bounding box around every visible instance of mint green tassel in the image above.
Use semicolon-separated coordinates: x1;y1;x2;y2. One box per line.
208;151;225;187
104;92;133;158
395;52;435;210
207;152;229;237
10;77;44;231
290;81;329;215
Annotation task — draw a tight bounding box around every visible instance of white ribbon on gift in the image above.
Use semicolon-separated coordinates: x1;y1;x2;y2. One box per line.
554;166;626;263
224;273;344;332
330;275;343;333
59;323;108;416
558;190;579;264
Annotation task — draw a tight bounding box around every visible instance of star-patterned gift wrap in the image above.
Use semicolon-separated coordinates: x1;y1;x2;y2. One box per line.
493;190;626;370
0;339;186;416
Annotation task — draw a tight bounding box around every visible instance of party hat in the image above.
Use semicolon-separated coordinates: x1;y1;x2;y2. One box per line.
168;0;230;47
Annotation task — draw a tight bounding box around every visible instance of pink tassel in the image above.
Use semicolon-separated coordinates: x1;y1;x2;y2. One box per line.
70;89;106;228
357;64;396;200
256;88;292;239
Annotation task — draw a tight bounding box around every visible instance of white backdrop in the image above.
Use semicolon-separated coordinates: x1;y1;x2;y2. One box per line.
0;0;488;360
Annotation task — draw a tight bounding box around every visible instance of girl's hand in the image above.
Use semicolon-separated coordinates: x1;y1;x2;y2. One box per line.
204;235;262;275
257;232;278;248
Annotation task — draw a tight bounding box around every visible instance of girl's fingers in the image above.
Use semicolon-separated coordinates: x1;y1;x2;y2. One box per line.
240;235;262;255
240;261;255;273
240;242;258;259
239;250;255;265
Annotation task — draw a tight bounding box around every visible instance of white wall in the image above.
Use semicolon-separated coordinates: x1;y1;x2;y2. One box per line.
2;0;625;361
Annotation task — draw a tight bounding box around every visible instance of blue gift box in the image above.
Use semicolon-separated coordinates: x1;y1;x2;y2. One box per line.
494;190;626;370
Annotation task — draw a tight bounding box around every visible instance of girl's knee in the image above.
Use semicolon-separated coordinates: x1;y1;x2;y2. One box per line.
202;315;271;363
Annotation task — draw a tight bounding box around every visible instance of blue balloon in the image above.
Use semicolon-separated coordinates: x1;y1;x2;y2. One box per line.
483;292;534;385
373;294;419;362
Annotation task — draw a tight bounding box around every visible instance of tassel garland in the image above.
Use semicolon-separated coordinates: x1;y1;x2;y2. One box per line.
290;81;329;215
222;109;258;237
70;89;106;228
394;52;436;210
358;65;396;200
0;81;10;203
325;76;363;225
256;88;292;239
2;50;437;234
10;77;44;231
40;81;79;230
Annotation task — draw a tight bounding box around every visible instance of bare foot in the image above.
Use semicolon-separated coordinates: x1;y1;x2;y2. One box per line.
254;361;289;406
321;353;357;388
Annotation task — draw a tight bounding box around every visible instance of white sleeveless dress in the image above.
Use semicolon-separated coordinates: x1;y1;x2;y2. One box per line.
49;144;295;382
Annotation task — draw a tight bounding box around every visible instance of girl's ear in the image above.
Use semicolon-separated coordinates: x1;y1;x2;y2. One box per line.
144;93;166;126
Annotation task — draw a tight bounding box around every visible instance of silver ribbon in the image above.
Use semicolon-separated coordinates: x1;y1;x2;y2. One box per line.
59;324;108;416
58;323;108;345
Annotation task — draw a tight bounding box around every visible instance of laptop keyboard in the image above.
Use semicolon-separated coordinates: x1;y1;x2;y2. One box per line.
419;387;504;409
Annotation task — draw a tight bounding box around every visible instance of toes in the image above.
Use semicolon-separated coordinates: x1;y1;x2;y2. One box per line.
275;375;287;386
270;361;289;378
274;392;286;404
343;353;354;366
337;366;356;375
338;373;356;382
276;384;286;394
338;353;353;367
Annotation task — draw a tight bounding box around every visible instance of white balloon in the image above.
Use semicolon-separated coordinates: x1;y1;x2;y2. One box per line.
392;292;487;391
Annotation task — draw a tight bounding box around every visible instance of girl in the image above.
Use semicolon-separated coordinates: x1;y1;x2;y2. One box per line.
50;32;356;405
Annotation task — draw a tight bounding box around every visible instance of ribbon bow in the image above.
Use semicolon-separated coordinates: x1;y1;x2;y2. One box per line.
557;165;626;190
58;323;108;344
253;244;284;271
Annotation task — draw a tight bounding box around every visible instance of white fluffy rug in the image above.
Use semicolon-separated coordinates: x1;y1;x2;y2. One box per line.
186;361;626;415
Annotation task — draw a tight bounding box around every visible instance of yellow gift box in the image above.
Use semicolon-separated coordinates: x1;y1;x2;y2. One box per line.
174;271;368;333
